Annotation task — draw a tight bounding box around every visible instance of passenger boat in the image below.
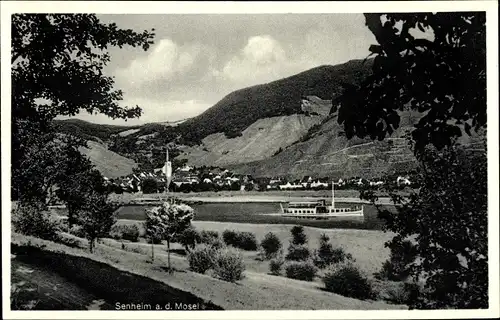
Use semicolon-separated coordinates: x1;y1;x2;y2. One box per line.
278;182;364;220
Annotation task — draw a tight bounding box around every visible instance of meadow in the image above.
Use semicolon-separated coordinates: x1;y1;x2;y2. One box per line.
11;230;405;310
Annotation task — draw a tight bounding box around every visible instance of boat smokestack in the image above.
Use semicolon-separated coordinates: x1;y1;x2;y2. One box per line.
332;180;335;209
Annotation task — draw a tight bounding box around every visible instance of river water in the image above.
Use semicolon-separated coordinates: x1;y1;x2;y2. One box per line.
115;202;391;230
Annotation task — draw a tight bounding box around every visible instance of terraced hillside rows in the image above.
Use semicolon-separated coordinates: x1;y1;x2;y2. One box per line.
228;115;417;179
228;111;486;179
178;114;327;167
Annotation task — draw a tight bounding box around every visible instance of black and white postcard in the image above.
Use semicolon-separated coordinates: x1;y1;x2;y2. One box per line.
1;1;499;319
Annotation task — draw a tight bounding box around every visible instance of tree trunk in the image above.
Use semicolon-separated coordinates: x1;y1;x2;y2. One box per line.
89;238;94;253
67;205;76;228
151;237;155;262
167;239;172;273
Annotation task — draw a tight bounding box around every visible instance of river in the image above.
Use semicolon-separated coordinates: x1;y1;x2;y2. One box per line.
115;202;392;230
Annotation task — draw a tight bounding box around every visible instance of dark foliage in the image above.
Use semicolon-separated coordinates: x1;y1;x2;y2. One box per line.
177;226;201;252
285;244;310;261
374;240;417;281
222;230;258;251
290;225;308;245
269;257;285;275
334;13;486;157
363;146;488;309
12;202;60;241
187;245;215;274
323;264;374;300
260;232;283;259
284;260;317;281
141;178;159;194
199;230;220;244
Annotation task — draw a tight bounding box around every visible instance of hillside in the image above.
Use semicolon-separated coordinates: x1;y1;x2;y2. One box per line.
178;113;326;167
175;59;373;144
79;140;137;178
226;112;416;179
53;119;139;143
227;112;486;179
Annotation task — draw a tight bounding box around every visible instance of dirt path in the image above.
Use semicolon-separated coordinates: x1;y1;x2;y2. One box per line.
11;256;115;310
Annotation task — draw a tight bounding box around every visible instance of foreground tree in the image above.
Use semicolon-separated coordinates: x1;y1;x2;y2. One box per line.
340;13;488;309
78;192;117;252
11;14;154;203
334;12;486;155
365;146;487;308
55;138;108;227
145;202;194;270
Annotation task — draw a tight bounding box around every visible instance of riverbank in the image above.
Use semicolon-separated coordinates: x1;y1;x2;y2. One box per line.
109;190;400;205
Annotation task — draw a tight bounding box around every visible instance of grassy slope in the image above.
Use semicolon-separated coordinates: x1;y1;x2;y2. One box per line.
12;232;404;310
114;220;394;277
79;140;137;178
178;114;326;167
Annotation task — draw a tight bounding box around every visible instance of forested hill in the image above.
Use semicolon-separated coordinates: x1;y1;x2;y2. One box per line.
176;59;373;144
52;119;140;144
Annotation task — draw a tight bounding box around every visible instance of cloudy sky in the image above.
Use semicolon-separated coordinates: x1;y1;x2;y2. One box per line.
68;14;377;125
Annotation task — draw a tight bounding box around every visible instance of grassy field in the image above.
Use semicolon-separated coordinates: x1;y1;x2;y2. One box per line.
114;219;394;277
11;232;405;310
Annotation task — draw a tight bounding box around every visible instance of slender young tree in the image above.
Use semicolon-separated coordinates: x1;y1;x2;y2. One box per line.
145;202;194;271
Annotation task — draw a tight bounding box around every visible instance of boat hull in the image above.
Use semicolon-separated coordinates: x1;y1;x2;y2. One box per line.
269;208;364;221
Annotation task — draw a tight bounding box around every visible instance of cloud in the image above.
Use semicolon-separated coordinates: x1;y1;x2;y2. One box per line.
221;35;309;88
58;97;211;126
119;97;211;124
99;16;377;125
114;39;211;89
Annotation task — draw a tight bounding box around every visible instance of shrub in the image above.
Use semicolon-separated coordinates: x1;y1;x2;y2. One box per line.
177;226;201;252
385;282;421;305
331;247;352;264
237;232;258;250
222;230;258;251
222;229;238;246
199;230;219;244
56;233;86;248
290;225;307;245
313;233;335;268
187;245;215;274
285;244;310;261
56;218;69;233
109;224;140;242
12;202;60;241
261;232;282;259
374;240;417;282
212;247;245;282
323;263;374;300
208;237;226;250
285;260;317;281
269;257;285;275
68;224;86;238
